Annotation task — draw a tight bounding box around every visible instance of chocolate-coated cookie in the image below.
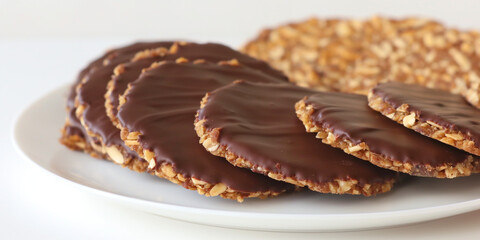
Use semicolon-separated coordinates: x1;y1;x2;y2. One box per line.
74;41;174;172
195;81;397;196
369;82;480;157
105;42;287;126
296;90;480;178
117;60;293;201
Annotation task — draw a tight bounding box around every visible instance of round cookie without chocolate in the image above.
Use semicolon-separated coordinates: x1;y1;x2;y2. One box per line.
242;16;480;108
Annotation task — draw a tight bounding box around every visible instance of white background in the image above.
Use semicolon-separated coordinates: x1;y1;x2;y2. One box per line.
1;0;480;239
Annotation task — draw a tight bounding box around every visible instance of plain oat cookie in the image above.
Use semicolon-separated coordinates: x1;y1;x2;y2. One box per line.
195;81;397;196
242;16;480;108
295;92;480;178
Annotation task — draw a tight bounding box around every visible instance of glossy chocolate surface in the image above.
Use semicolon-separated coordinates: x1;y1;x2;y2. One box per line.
304;91;480;169
108;42;287;118
372;82;480;147
76;42;174;148
118;62;292;192
65;41;173;139
198;81;396;185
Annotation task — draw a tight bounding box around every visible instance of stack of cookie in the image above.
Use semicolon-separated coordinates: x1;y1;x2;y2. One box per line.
61;16;480;202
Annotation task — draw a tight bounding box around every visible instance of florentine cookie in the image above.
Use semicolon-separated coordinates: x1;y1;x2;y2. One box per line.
117;60;293;201
368;82;480;157
296;92;480;178
105;42;287;126
195;81;397;196
60;45;125;157
60;58;104;155
75;41;174;172
242;16;480;108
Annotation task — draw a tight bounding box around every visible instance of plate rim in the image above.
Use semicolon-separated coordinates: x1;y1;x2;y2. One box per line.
12;84;480;232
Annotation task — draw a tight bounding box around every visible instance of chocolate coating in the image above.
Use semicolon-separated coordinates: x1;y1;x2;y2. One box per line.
117;62;292;193
76;41;174;148
303;91;480;168
198;81;396;186
108;42;287;118
66;41;174;139
64;50;108;138
372;82;480;147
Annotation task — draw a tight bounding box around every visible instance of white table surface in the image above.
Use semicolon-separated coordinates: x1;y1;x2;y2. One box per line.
1;37;480;239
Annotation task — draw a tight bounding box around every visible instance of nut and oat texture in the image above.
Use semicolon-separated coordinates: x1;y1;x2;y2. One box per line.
368;82;480;158
295;93;480;178
116;59;294;202
242;16;480;108
74;42;174;172
60;46;114;160
195;81;397;196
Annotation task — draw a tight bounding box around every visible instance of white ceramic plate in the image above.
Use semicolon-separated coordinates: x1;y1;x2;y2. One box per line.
13;85;480;232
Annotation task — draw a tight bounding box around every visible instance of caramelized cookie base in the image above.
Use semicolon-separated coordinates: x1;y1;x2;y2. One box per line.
195;82;397;197
296;99;478;178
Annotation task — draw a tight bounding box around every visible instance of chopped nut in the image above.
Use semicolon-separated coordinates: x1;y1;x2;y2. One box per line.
175;57;189;64
148;160;156;169
326;132;336;143
113;64;125;75
127;131;140;140
449;48;471;71
143;149;155;162
75;142;86;149
315;131;328;139
209;183;227;196
348;145;363;153
403;113;416;127
446;133;464;141
161;164;176;178
124;140;139;146
177;174;186;182
106;146;125;164
191;178;207;185
396;104;409;113
118;95;126;106
202;138;220;152
426;120;442;129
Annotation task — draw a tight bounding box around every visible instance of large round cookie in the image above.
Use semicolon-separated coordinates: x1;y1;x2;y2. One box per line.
242;16;480;108
195;81;397;196
60;50;107;156
117;60;293;201
83;41;287;172
295;91;480;178
368;82;480;157
74;41;174;172
60;42;166;159
106;42;287;126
